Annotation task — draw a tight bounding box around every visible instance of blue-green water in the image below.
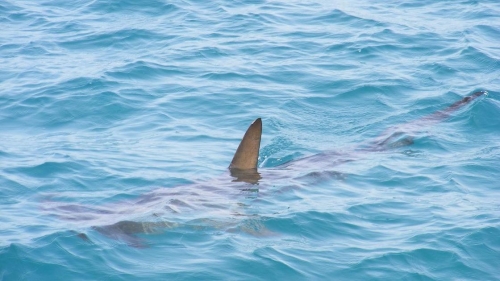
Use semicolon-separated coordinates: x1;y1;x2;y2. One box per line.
1;0;500;280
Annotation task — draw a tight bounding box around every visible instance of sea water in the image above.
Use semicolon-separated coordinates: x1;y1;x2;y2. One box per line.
1;0;499;280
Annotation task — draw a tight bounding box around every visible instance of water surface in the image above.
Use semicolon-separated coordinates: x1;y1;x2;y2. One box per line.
1;0;499;280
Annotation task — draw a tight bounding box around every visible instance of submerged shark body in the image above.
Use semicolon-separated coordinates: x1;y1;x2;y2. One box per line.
44;91;487;247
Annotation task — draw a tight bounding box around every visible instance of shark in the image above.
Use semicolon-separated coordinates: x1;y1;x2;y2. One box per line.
44;91;487;247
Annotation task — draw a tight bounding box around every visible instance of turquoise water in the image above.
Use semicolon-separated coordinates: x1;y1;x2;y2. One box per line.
1;0;500;280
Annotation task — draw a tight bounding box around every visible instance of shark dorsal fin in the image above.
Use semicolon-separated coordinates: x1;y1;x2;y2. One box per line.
229;118;262;170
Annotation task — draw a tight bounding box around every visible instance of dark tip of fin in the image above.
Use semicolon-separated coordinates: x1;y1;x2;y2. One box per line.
445;90;487;112
466;90;487;102
229;118;262;170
